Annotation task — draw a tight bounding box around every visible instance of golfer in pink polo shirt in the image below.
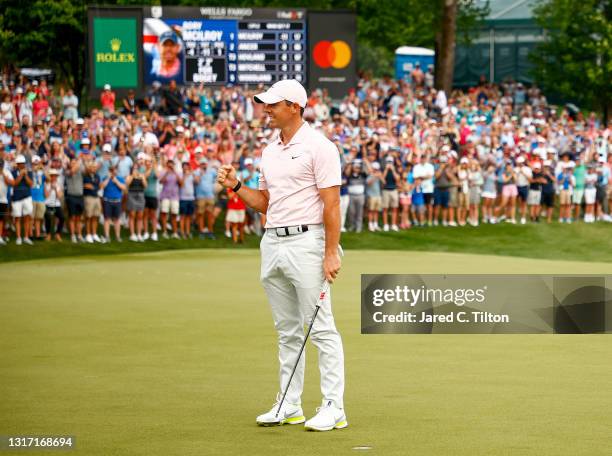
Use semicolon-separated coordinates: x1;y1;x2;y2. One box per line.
217;79;347;432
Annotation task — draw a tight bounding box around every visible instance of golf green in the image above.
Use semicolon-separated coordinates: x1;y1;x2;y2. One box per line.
2;249;611;455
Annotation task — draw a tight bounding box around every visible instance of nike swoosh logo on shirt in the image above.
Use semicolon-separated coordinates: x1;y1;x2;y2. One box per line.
291;156;301;159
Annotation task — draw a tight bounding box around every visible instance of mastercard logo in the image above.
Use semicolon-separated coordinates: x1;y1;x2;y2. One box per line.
313;40;352;69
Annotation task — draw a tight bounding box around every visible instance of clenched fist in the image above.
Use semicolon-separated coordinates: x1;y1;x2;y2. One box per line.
217;164;239;189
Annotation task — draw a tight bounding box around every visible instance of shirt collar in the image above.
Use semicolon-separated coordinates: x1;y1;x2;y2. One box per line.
277;121;310;147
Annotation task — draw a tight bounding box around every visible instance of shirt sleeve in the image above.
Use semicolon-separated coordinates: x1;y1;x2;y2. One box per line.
313;139;342;189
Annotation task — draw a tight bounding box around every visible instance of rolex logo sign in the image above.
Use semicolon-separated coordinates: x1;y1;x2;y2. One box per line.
92;17;138;88
96;37;135;63
110;38;121;52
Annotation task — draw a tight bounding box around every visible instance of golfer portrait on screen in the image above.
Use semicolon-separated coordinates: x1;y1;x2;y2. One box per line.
150;30;183;84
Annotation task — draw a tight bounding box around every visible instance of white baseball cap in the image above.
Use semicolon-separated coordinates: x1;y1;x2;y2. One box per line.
102;143;112;153
104;84;111;90
76;118;84;125
81;137;90;145
517;156;525;164
194;146;203;154
137;152;147;161
32;155;41;163
15;154;26;164
254;79;308;108
244;157;254;165
460;157;469;164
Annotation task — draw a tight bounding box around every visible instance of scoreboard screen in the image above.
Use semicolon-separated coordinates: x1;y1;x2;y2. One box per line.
90;5;356;98
143;8;307;86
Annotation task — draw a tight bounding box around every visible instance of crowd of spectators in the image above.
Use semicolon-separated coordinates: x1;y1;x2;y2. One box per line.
0;68;611;247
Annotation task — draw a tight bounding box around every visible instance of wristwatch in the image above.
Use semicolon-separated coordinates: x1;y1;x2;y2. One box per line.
232;181;242;192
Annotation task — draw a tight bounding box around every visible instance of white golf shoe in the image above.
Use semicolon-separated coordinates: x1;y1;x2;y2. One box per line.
256;394;305;427
304;400;348;431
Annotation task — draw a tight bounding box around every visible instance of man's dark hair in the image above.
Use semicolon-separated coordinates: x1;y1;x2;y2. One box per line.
284;100;304;117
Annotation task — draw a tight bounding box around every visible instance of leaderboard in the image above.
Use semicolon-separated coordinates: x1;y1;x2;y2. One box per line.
144;8;307;86
235;20;306;84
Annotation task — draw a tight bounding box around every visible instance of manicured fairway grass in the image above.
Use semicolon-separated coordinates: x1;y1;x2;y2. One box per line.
1;249;611;455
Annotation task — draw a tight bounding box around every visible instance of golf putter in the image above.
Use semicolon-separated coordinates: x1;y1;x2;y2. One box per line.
274;279;331;422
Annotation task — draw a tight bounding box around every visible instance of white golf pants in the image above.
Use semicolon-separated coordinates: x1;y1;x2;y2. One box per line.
260;225;345;409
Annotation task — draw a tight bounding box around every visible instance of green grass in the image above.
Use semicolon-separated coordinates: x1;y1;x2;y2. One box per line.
2;221;612;264
1;249;611;455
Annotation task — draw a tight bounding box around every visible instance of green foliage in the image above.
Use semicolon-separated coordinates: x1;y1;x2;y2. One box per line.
357;43;394;78
0;0;84;88
531;0;611;115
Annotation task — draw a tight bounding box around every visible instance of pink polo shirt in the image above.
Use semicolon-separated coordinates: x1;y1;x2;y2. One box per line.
258;122;341;228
